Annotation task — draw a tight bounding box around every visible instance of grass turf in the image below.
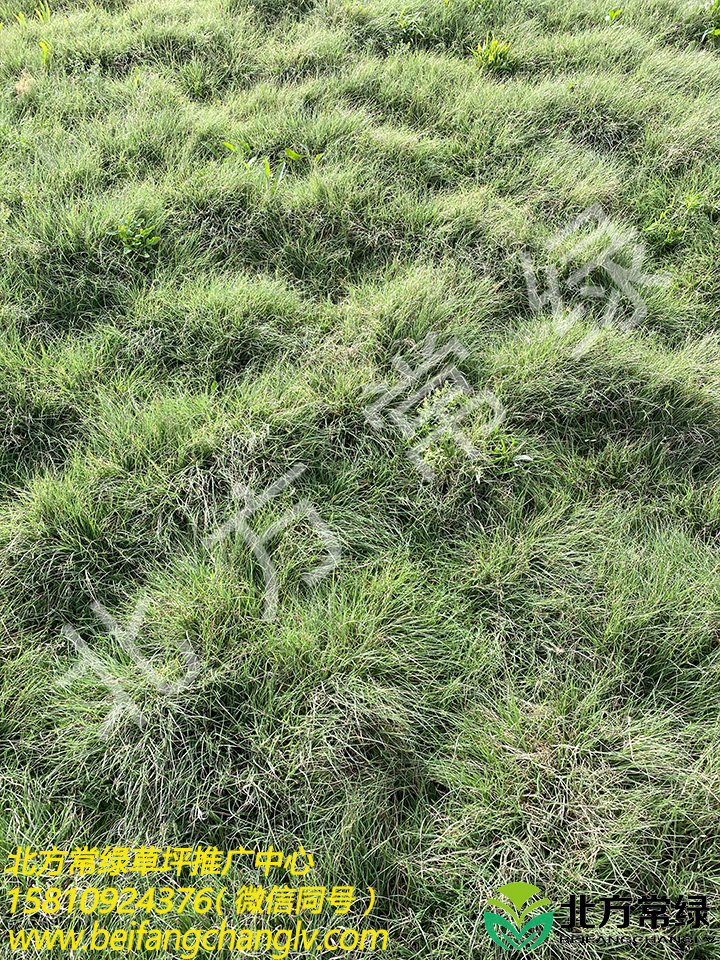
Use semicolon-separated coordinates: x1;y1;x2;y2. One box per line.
1;0;720;956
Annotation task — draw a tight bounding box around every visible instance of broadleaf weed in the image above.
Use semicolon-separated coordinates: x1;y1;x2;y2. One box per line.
108;217;161;258
471;32;513;71
644;192;703;250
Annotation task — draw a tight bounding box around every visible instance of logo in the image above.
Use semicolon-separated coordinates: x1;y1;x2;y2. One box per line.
484;882;553;952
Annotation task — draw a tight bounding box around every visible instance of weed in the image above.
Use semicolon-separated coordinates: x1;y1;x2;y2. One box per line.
259;156;287;193
35;1;51;22
250;0;315;22
644;192;703;250
471;32;513;70
285;144;323;162
108;217;160;258
412;383;505;478
228;147;289;192
396;5;426;43
605;8;622;23
14;68;36;97
222;140;252;155
38;39;51;65
701;0;720;40
688;0;720;43
223;141;315;190
487;434;517;462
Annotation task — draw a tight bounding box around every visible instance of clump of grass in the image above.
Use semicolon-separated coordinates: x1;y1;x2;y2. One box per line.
249;0;316;22
343;0;491;55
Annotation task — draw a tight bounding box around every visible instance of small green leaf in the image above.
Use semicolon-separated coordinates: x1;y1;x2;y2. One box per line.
285;148;303;160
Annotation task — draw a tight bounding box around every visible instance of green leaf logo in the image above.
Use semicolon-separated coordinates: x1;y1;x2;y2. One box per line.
483;882;553;951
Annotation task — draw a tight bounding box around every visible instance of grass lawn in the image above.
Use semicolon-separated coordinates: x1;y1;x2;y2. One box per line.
1;0;720;956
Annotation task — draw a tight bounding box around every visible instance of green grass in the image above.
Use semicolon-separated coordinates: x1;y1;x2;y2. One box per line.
0;0;720;957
